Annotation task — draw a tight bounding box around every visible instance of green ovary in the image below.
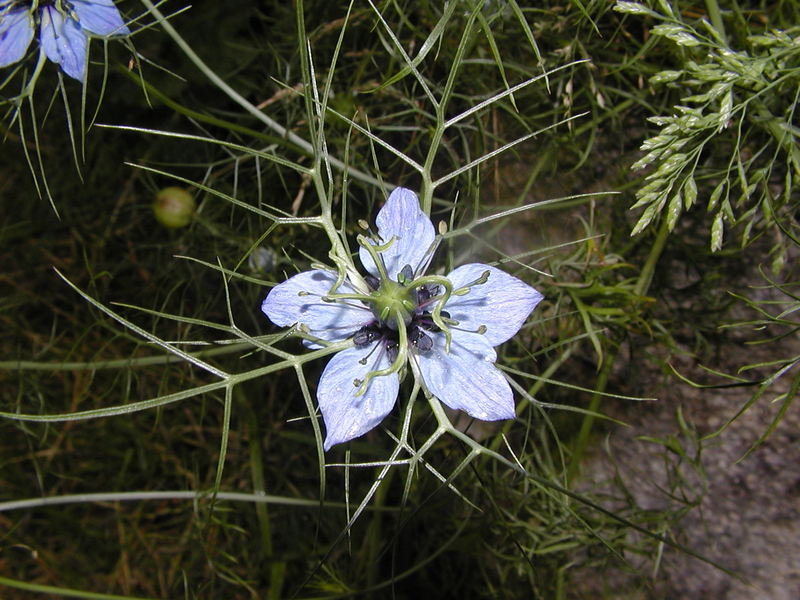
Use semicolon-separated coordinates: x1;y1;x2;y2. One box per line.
371;279;416;329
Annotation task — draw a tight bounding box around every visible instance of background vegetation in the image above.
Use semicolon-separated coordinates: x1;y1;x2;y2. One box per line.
1;1;798;598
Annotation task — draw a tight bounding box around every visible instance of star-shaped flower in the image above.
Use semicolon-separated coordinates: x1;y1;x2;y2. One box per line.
0;0;128;81
262;188;543;450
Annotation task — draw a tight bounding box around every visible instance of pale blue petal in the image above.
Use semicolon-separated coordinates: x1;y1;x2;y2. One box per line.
261;269;374;345
318;344;399;449
443;263;543;347
0;8;34;67
417;330;515;421
72;0;129;36
359;187;436;281
39;7;87;80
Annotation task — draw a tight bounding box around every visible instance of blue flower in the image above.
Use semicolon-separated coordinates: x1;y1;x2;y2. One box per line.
262;188;544;450
0;1;128;81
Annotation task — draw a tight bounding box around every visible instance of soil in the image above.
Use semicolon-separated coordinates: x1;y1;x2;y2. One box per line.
578;289;800;599
491;148;800;599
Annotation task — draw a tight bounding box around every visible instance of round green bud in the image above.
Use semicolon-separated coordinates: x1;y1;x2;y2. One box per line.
153;187;196;228
248;246;278;273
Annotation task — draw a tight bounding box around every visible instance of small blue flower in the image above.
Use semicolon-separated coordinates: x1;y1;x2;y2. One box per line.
262;188;544;450
0;1;128;81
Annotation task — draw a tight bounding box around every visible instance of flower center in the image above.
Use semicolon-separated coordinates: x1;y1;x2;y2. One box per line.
370;278;416;330
353;281;449;362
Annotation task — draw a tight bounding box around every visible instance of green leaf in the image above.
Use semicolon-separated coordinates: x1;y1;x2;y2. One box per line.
719;90;733;127
640;134;674;151
365;0;458;92
652;25;701;47
666;192;682;231
631;203;659;236
613;1;658;16
711;212;724;251
707;180;726;211
649;70;682;84
683;177;698;209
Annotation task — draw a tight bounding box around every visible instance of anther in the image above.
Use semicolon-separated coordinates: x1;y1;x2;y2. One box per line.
386;340;399;362
409;327;434;353
417;310;450;333
353;326;381;347
354;306;408;397
353;327;386;366
365;275;380;290
398;264;414;284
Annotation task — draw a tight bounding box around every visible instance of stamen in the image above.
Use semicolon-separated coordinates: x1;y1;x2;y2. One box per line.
358;219;382;244
352;325;381;347
329;254;369;296
416;310;451;332
357;233;396;282
416;285;433;304
449;322;487;335
297;323;367;347
407;275;454;351
365;275;380;290
412;234;442;277
355;307;408;396
386;339;399;362
320;291;373;304
418;311;485;337
409;326;434;353
416;286;444;310
296;289;373;313
398;264;414;284
355;332;385;366
453;270;491;296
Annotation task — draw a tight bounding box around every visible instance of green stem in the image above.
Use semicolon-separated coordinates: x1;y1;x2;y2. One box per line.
569;219;671;481
237;387;286;599
704;0;728;45
566;350;617;482
138;0;384;190
364;467;393;596
116;67;296;149
634;218;671;298
752;100;800;177
488;346;575;455
703;3;800;181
